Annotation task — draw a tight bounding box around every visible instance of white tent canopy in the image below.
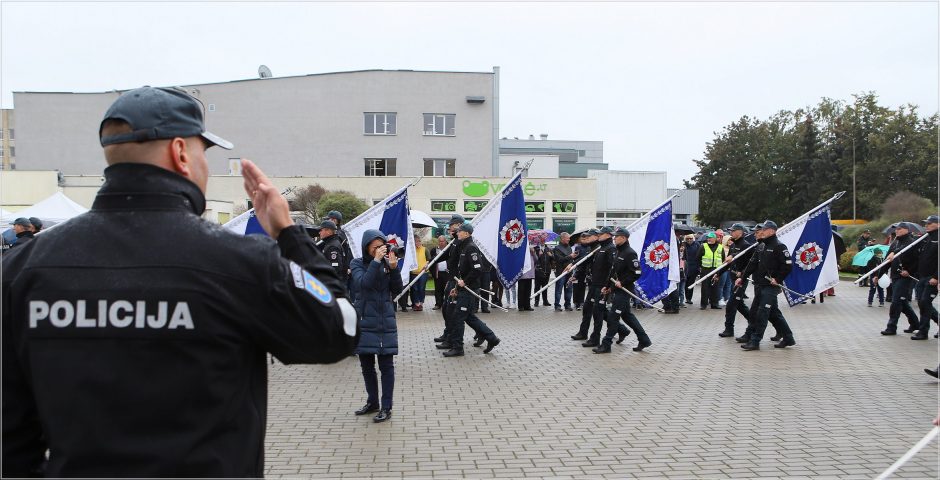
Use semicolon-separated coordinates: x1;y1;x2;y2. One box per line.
1;192;89;227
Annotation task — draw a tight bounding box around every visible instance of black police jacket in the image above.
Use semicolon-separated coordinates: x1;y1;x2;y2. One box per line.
455;238;483;290
319;234;348;283
1;163;357;478
445;237;461;287
574;243;594;281
742;234;793;286
609;242;641;292
590;238;615;287
727;236;755;274
11;231;34;248
335;229;354;271
888;233;919;280
917;229;938;280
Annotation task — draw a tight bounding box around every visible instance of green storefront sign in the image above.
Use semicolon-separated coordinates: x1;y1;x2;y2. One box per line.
463;200;487;212
524;201;545;213
553;218;577;234
431;200;457;212
462;179;549;198
552;201;577;213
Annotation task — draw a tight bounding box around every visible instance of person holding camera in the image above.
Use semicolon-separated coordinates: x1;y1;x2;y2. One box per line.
350;229;404;423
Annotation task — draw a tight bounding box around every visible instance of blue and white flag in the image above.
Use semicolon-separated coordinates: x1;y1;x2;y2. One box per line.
627;198;680;303
776;204;840;307
222;209;268;236
471;172;532;288
343;185;417;283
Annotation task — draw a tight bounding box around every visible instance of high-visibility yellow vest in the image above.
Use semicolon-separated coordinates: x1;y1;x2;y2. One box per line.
700;243;723;268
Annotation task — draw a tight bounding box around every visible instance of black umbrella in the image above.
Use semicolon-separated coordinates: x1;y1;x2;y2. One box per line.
673;223;695;236
831;230;846;258
883;222;925;235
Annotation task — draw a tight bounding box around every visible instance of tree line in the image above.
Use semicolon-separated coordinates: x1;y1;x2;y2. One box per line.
686;92;938;226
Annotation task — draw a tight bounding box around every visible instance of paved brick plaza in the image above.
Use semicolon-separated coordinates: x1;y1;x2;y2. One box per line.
265;281;939;479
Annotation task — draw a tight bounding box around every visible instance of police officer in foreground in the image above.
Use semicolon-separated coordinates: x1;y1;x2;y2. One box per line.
738;220;796;350
317;219;348;285
594;228;648;353
881;222;921;335
719;224;754;338
1;86;357;477
443;223;500;357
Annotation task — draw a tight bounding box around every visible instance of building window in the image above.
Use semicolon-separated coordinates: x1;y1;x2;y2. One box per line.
423;158;456;176
8;128;12;140
364;112;396;135
423;113;455;136
364;158;396;176
578;150;586;157
8;147;13;157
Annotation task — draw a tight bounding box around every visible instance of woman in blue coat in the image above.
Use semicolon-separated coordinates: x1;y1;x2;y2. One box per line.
350;229;403;423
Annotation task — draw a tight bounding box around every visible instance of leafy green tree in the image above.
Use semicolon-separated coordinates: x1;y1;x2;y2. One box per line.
687;92;937;226
317;191;369;222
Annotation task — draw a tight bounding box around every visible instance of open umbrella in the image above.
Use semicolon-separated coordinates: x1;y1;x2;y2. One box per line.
528;229;559;245
883;222;925;235
852;244;889;267
409;209;436;228
674;223;695;236
831;230;846;258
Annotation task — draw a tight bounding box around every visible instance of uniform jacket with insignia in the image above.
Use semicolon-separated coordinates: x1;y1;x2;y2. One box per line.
609;241;642;292
742;234;792;286
916;229;939;280
319;234;347;282
575;241;597;283
445;236;462;288
335;229;354;272
455;237;483;291
589;238;616;287
727;236;755;274
888;233;919;280
0;163;357;478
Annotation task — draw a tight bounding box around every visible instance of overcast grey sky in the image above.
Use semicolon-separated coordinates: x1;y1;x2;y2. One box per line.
2;1;937;186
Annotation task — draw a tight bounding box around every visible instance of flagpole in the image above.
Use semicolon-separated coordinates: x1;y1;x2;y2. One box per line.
609;278;665;312
855;233;929;284
530;245;601;299
394;239;454;302
690;191;845;289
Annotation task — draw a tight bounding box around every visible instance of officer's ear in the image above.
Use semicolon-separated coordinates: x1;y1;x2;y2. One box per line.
168;137;192;177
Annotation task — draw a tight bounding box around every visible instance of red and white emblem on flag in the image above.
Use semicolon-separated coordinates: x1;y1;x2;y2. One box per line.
795;242;823;271
500;219;526;250
386;234;402;247
643;240;670;270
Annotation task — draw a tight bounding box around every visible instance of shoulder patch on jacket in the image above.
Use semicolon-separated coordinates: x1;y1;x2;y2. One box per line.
301;269;333;304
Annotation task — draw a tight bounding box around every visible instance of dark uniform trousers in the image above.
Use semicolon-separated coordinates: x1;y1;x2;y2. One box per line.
479;269;492;311
603;292;647;347
573;277;587;308
723;278;750;332
748;285;793;343
699;267;720;308
441;280;456;338
915;278;939;333
448;292;494;349
577;286;608;341
887;277;919;331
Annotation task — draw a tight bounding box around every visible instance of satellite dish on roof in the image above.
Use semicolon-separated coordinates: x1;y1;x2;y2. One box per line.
258;65;273;78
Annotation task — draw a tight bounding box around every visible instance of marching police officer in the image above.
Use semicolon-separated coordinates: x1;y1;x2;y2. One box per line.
881;222;921;335
574;227;617;348
738;220;796;350
594;228;649;353
1;87;357;477
912;215;939;339
434;214;466;348
317;219;347;285
443;223;500;357
719;224;754;338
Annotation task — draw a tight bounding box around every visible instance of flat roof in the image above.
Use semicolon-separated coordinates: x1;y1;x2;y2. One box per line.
14;68;495;95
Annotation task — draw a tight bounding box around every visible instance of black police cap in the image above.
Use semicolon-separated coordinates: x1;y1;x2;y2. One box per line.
99;87;233;149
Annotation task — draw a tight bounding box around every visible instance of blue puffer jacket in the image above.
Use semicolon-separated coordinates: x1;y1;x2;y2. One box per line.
350;229;403;355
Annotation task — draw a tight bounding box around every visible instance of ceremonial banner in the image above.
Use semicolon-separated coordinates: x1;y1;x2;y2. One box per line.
776;204;840;307
222;209;268;236
343;186;417;283
470;171;533;288
627;198;680;303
